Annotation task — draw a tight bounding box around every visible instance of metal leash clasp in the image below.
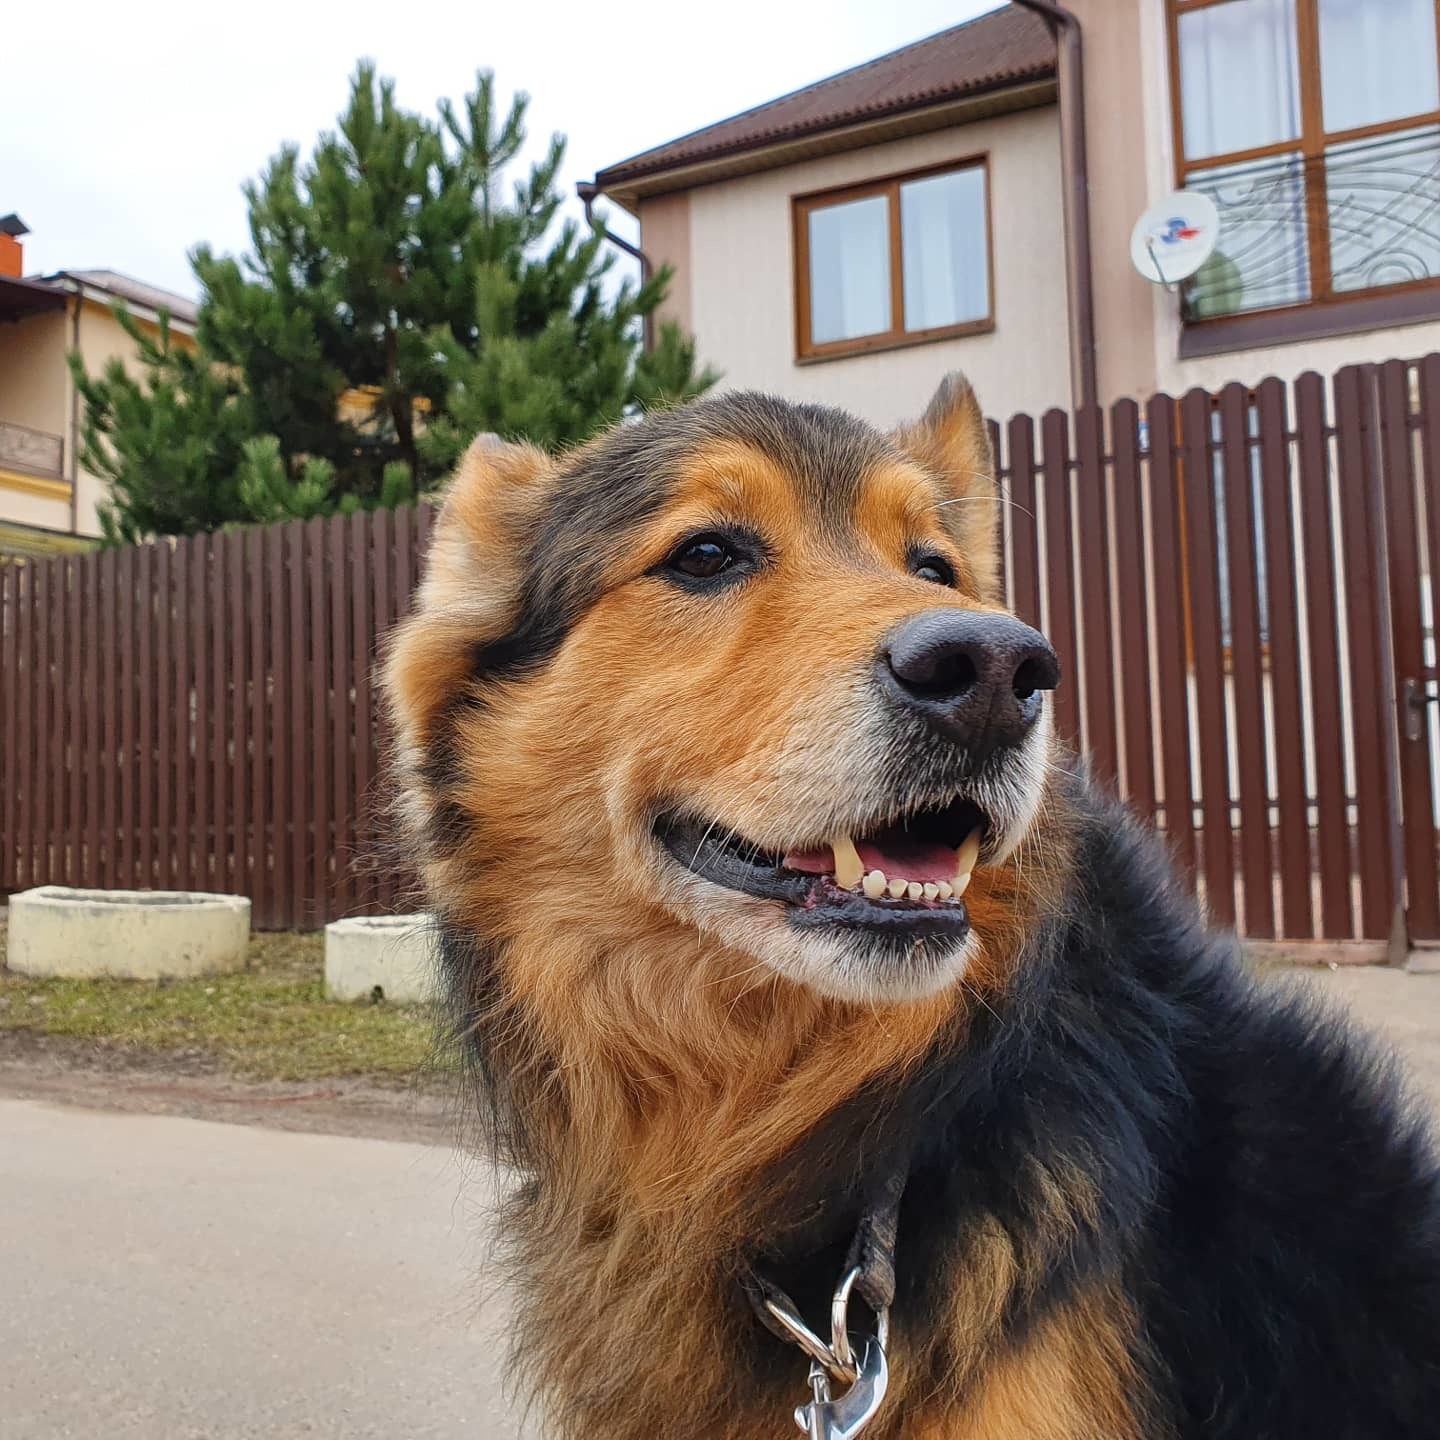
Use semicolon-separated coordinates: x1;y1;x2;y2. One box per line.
795;1338;888;1440
762;1264;890;1439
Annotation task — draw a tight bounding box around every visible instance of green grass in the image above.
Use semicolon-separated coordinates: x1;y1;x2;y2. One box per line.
0;928;442;1083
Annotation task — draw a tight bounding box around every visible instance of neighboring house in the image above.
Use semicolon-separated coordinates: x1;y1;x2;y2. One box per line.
0;215;198;558
585;1;1440;425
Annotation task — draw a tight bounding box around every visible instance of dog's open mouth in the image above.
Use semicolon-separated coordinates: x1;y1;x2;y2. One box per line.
656;797;988;938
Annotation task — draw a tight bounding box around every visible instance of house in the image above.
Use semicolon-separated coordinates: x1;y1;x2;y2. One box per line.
584;0;1440;425
0;216;198;558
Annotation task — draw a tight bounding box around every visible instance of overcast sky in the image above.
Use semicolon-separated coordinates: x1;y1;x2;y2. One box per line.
4;0;1001;301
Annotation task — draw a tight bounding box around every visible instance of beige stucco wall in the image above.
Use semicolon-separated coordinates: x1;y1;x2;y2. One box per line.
638;191;693;334
677;105;1071;429
1081;0;1440;403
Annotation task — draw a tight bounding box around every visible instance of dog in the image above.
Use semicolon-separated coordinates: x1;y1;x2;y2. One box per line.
384;376;1440;1439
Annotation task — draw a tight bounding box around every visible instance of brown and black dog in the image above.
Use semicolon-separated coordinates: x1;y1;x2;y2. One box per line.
384;379;1440;1439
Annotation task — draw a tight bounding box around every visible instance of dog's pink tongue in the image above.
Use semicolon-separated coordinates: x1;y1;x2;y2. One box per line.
782;837;955;885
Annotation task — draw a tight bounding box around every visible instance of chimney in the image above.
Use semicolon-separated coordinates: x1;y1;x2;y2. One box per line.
0;214;29;279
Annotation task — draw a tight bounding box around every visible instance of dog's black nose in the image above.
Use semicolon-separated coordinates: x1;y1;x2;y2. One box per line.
879;608;1060;753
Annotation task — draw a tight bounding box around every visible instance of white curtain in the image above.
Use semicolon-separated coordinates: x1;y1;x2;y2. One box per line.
1318;0;1439;133
900;167;989;332
1179;0;1301;159
808;195;890;344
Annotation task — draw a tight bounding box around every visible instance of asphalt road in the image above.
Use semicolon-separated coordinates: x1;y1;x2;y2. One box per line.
5;964;1440;1440
0;1100;525;1440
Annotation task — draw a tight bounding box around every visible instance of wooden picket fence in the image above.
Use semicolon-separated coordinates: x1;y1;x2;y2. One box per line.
3;356;1439;943
991;357;1440;949
2;505;433;929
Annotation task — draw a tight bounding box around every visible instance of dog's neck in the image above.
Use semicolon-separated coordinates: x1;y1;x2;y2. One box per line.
517;931;955;1225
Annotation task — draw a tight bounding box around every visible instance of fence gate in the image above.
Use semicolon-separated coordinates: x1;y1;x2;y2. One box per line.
1380;356;1440;948
992;355;1440;953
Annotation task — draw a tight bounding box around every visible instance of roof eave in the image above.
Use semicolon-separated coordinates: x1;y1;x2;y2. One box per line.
593;73;1056;214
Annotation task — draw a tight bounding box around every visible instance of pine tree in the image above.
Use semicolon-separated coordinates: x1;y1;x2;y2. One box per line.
68;311;254;544
75;62;717;539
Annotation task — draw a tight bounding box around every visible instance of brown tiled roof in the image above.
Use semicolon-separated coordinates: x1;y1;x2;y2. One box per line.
593;4;1054;190
0;274;68;323
57;269;200;326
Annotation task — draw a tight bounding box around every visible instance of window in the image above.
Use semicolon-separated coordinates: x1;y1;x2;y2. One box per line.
1168;0;1440;322
793;159;992;360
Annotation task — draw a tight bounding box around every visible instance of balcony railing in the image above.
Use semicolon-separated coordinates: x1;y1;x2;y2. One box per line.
0;419;65;480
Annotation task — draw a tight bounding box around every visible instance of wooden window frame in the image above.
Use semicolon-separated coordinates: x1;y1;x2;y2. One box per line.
1166;0;1440;332
792;155;995;364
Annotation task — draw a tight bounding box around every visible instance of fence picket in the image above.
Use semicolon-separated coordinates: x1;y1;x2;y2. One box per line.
330;517;352;919
1218;382;1274;937
172;538;191;893
1256;378;1312;938
2;564;17;887
1292;374;1352;935
1334;366;1398;940
1111;398;1156;822
1075;405;1118;784
1181;388;1236;925
1004;414;1041;628
1040;410;1080;747
288;522;309;926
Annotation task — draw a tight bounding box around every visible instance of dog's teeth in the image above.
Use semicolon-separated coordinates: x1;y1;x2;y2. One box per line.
923;883;939;901
831;835;865;890
953;828;982;892
906;882;924;901
862;870;887;900
887;878;908;899
937;880;954;901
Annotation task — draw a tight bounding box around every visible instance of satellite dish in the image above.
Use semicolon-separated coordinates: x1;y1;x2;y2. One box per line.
1130;191;1220;286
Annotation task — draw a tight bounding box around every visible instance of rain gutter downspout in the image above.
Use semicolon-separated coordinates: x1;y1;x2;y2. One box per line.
67;280;82;533
576;181;656;354
1011;0;1098;413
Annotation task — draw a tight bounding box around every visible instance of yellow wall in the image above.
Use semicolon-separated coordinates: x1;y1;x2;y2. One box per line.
0;297;193;541
0;308;72;534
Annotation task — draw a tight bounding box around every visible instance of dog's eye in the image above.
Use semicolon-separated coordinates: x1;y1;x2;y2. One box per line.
911;553;956;587
666;533;739;580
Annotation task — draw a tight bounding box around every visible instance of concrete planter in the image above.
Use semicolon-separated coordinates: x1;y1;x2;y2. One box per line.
7;887;251;979
324;914;440;1004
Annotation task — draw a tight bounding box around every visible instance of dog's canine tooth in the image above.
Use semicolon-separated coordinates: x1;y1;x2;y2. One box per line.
953;828;983;891
831;835;865;890
887;878;908;899
862;870;887;900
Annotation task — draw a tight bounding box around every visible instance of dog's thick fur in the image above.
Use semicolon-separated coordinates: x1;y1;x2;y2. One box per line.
385;379;1440;1438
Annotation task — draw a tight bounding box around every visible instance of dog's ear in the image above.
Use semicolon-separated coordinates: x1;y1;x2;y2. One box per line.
384;434;554;751
894;373;1000;602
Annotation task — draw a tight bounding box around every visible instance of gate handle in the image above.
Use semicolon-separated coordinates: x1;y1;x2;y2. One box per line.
1403;677;1440;743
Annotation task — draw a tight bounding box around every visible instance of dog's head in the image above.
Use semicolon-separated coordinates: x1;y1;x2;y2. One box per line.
386;378;1061;1012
